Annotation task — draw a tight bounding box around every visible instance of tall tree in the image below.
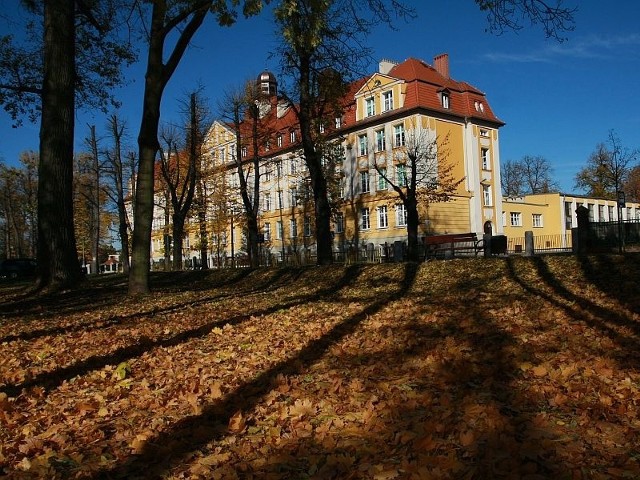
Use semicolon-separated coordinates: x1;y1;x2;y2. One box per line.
0;1;134;291
128;0;267;294
374;128;463;262
104;114;133;274
574;131;637;199
274;0;414;265
624;165;640;204
501;158;525;198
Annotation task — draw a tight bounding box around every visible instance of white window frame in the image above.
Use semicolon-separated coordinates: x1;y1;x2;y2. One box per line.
276;220;283;240
383;91;393;111
481;148;490;170
482;184;492;207
377;168;387;191
360;171;370;194
396;204;407;227
290;218;297;238
378;205;388;229
335;212;344;233
394;124;405;147
442;92;450;109
360;207;370;230
532;213;543;228
366;97;375;117
510;212;522;227
375;129;386;152
263;222;271;241
358;134;368;156
290;130;296;143
277;135;282;147
396;164;407;187
264;193;271;211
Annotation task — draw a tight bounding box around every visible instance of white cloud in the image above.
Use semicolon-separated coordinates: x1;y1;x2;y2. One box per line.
484;33;640;63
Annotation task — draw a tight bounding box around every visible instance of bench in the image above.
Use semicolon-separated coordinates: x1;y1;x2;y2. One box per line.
424;232;484;260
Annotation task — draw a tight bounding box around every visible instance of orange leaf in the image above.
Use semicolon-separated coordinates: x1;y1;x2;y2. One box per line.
228;410;246;433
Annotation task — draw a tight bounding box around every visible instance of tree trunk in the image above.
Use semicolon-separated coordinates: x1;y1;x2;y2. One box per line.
87;125;101;275
405;194;420;262
129;5;166;294
36;0;83;291
195;180;209;270
172;213;185;270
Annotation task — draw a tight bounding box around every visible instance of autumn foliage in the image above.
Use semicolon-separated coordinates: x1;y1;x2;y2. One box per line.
1;254;640;479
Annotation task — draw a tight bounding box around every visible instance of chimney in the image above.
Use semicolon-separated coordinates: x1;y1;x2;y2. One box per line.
379;59;398;75
433;53;449;79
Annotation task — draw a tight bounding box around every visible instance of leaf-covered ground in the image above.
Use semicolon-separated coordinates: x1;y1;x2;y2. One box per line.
1;255;640;479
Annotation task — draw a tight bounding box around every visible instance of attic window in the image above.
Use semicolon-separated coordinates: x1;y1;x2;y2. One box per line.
290;130;297;143
475;101;485;113
335;117;342;129
441;92;450;109
366;97;375;117
480;129;489;138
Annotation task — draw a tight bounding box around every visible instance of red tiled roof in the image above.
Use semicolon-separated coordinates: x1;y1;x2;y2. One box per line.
388;57;503;124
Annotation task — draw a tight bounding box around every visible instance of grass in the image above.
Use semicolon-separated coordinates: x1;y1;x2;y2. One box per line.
1;254;640;479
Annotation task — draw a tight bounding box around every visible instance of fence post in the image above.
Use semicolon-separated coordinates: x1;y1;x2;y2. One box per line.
524;231;534;256
575;205;589;254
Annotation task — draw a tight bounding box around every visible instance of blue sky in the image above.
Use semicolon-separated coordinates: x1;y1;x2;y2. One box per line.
1;0;639;193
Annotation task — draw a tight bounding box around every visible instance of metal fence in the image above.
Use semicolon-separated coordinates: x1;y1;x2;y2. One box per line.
587;219;640;251
507;232;573;255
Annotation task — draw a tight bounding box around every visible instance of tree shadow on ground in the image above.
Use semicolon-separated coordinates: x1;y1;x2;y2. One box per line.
0;265;364;399
92;263;419;479
0;268;310;344
506;255;640;370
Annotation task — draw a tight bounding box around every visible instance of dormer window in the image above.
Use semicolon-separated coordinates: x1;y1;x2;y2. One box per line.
335;117;342;129
319;122;325;134
290;130;296;143
277;134;283;147
441;91;450;109
241;146;247;158
475;101;485;113
366;97;375;117
383;91;393;111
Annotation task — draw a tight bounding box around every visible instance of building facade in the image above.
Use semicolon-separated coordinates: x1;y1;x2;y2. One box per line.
149;54;506;266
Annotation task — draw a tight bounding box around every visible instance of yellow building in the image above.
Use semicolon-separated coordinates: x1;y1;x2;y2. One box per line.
502;193;640;252
149;54;506;266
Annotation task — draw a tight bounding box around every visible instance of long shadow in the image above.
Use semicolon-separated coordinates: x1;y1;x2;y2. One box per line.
93;263;418;479
0;265;365;398
0;267;308;344
229;270;569;478
506;256;640;368
577;253;640;315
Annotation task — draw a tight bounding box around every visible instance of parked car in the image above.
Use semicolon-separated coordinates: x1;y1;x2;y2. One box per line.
0;258;37;279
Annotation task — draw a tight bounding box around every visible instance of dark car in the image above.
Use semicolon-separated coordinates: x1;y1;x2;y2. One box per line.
0;258;37;279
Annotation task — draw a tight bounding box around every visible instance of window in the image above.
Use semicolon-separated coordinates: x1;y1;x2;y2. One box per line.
360;207;370;230
360;171;370;193
482;184;492;206
276;220;283;240
481;148;490;170
319;123;325;134
366;97;375;116
304;216;312;237
290;219;297;238
241;146;247;158
510;212;522;227
265;140;270;152
358;134;368;156
264;193;271;211
396;164;407;187
396;204;407;227
608;205;615;221
264;168;271;182
219;148;226;163
276;160;283;177
565;202;573;229
588;203;594;221
277;190;284;209
378;205;388;229
441;92;450;109
375;129;386;152
383;91;393;111
335;117;342;129
263;223;271;241
532;214;543;228
598;204;605;221
290;158;296;175
335;212;344;233
290;130;296;143
480;128;489;138
277;135;283;147
394;124;405;147
377;168;387;190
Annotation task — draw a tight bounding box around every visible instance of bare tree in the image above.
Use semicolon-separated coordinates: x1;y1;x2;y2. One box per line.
575;131;638;199
374;127;463;262
501;155;557;196
104;114;133;274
